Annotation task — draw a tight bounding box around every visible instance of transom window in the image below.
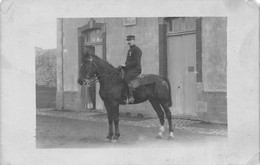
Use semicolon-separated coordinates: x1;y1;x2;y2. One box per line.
166;17;196;33
83;29;102;45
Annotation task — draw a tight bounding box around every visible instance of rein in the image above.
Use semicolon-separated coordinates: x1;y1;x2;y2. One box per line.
82;57;120;86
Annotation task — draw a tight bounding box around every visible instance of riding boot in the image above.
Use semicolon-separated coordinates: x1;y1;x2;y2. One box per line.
121;91;128;105
127;86;135;103
120;81;129;104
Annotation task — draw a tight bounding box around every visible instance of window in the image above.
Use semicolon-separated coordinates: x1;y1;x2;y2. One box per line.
123;17;137;26
83;29;102;45
167;17;196;33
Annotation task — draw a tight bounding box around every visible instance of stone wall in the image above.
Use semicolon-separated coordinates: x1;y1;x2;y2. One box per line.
35;47;57;87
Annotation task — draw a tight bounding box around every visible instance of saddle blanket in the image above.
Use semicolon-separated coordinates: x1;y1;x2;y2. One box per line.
130;74;162;88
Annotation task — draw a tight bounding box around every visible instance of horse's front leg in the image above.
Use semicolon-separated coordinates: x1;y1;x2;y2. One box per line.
104;102;114;141
112;102;120;143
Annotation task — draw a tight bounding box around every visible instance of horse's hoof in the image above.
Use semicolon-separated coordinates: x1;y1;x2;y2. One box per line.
105;136;112;142
156;135;163;139
111;139;118;143
168;132;174;140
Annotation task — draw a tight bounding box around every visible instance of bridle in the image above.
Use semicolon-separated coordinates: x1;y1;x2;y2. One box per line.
79;57;99;87
79;55;122;87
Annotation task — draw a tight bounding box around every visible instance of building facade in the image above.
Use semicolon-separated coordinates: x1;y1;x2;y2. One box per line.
56;17;227;124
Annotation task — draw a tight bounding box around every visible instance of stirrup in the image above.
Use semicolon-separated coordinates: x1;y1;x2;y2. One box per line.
126;97;135;104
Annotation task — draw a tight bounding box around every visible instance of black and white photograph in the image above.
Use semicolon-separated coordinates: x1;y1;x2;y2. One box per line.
1;0;259;165
36;17;227;147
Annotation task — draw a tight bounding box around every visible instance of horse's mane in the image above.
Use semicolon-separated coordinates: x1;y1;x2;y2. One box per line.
91;54;115;70
91;54;123;87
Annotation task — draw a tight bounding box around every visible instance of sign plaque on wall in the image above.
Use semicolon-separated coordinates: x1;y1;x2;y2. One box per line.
123;17;137;26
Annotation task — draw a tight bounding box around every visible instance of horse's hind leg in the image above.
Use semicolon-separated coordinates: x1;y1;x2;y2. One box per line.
160;103;174;139
149;98;165;139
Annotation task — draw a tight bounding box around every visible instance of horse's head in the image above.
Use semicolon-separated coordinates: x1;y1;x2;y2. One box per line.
77;55;99;86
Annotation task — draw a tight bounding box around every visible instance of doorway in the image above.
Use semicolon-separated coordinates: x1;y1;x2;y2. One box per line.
166;17;197;116
78;19;106;111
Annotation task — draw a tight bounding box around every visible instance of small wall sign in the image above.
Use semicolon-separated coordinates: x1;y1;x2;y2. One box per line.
123;17;137;26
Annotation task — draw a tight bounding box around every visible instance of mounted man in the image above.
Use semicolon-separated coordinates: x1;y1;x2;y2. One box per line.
78;39;174;141
121;35;142;103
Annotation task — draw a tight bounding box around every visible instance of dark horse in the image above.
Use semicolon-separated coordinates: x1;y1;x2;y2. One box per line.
78;53;174;142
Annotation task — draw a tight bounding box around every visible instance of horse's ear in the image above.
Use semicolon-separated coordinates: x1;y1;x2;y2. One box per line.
82;45;95;62
84;46;94;56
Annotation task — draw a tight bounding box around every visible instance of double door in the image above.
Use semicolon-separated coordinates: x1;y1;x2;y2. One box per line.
167;18;197;116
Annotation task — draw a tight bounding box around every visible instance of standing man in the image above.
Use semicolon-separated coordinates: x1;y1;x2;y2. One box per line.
121;35;142;103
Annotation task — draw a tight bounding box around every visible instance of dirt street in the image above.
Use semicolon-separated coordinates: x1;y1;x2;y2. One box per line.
36;115;226;149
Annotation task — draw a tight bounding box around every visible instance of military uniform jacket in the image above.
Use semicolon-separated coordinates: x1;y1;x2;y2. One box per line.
124;45;142;83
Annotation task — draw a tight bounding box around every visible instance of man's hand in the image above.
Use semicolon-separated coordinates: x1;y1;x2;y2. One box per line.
120;63;126;67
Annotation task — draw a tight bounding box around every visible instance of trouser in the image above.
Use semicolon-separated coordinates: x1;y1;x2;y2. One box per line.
125;77;137;100
121;67;140;100
128;83;134;98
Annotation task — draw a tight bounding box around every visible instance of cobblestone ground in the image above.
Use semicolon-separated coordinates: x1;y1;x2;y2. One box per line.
37;109;227;136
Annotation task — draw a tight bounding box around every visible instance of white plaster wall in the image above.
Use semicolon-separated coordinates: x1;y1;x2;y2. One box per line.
202;17;227;92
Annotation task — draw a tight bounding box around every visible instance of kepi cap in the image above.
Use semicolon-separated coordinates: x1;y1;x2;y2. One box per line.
126;35;135;41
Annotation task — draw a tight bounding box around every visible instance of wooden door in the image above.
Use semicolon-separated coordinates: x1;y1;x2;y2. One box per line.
167;33;196;116
167;17;197;116
81;46;95;110
78;19;106;111
168;35;184;115
83;28;104;111
183;34;197;116
93;44;104;110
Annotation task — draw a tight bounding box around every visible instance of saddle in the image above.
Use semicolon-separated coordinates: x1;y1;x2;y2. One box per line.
119;66;155;88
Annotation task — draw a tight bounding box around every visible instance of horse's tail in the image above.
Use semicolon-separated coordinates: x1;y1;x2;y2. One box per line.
164;77;172;107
